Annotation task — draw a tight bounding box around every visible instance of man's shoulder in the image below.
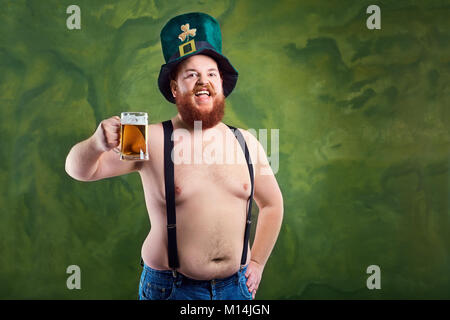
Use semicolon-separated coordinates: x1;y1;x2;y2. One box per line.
223;124;257;144
148;122;164;137
221;122;246;133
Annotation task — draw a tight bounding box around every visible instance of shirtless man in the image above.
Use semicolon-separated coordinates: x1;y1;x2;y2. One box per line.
65;12;283;300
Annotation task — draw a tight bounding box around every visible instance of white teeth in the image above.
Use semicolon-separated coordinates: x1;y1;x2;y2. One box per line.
195;90;210;96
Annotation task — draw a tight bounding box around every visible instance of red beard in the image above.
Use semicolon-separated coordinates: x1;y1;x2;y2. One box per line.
175;87;225;130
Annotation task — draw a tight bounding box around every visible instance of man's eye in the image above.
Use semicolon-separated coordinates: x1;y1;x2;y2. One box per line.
209;73;217;77
186;73;197;78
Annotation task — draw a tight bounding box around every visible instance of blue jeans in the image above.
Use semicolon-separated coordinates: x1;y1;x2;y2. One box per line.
138;262;253;300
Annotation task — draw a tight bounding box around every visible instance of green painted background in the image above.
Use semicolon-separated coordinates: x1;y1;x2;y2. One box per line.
1;0;449;299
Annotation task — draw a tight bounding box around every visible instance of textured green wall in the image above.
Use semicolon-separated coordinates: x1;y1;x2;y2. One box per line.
0;0;449;299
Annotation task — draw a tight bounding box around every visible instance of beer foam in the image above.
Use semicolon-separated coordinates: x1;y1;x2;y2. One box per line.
121;112;147;125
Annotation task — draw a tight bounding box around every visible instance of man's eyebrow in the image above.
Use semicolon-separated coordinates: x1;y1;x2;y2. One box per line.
183;68;219;72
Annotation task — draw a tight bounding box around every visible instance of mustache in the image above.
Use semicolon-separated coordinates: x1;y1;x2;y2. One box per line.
191;82;216;96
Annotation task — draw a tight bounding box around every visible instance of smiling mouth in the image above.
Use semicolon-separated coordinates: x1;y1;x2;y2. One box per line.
194;90;210;97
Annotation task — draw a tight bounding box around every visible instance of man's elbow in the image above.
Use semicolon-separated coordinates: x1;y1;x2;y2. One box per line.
65;157;92;182
65;165;87;182
270;191;284;215
269;195;284;224
261;201;284;221
274;202;284;222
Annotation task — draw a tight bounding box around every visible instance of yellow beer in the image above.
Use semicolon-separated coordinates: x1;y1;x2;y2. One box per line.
119;112;149;160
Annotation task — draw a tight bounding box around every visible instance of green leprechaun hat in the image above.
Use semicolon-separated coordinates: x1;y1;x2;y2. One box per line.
158;12;238;103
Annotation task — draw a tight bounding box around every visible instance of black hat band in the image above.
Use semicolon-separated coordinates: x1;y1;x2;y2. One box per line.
168;41;217;62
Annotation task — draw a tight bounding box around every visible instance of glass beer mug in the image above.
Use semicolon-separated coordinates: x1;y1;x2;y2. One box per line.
114;112;149;160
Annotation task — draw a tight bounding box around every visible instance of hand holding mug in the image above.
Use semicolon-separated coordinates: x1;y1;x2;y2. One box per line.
93;116;121;152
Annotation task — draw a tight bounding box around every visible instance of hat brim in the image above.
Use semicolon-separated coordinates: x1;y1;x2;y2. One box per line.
158;48;238;104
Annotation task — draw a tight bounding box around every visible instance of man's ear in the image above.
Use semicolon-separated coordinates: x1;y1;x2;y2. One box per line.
170;80;177;98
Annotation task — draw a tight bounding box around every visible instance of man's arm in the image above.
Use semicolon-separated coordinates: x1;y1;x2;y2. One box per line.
65;116;138;181
242;130;284;298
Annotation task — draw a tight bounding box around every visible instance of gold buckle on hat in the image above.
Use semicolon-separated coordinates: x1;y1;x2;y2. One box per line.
179;40;196;57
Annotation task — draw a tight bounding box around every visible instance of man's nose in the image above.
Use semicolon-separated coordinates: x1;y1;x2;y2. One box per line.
196;73;209;85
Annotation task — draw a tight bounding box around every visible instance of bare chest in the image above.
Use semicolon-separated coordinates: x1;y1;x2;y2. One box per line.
173;162;251;204
141;123;253;206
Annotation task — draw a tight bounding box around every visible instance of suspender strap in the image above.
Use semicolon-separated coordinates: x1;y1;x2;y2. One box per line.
226;125;255;267
162;120;179;269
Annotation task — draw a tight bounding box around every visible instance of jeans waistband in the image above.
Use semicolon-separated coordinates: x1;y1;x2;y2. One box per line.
141;260;247;288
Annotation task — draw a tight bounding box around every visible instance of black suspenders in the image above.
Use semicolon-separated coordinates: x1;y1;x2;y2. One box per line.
162;120;180;269
227;124;255;267
162;120;254;271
